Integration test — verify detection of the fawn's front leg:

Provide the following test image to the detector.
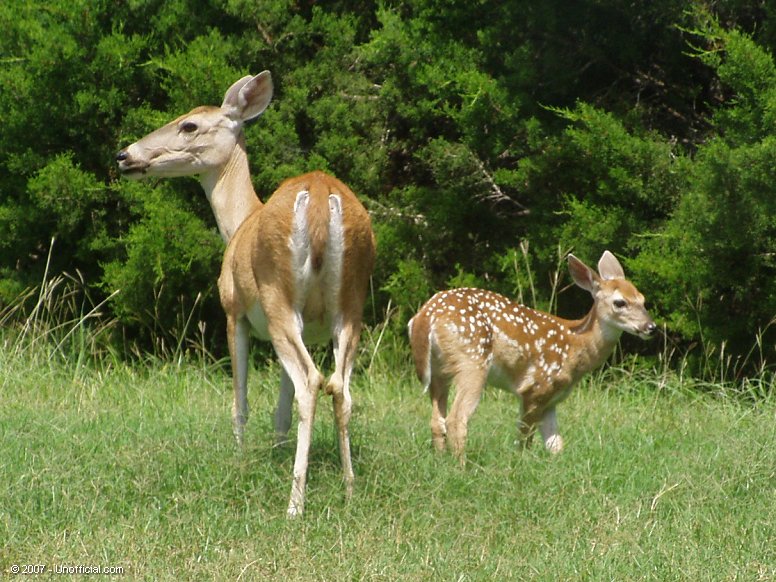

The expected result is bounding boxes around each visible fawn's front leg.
[519,394,564,453]
[539,407,564,453]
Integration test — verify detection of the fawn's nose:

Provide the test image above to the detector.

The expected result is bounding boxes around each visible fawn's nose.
[644,322,658,336]
[116,149,129,162]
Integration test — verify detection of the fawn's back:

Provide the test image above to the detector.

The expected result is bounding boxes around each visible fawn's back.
[410,288,575,395]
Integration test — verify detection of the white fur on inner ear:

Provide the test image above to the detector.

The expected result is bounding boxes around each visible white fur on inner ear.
[597,250,625,280]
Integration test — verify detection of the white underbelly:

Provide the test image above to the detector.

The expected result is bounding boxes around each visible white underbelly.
[244,302,332,345]
[487,363,515,391]
[245,303,271,340]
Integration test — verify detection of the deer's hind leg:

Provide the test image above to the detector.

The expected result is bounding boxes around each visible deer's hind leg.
[446,366,488,464]
[428,371,451,452]
[266,305,324,518]
[326,316,361,500]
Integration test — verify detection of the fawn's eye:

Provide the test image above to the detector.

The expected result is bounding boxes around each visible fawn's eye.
[613,299,627,309]
[180,121,198,133]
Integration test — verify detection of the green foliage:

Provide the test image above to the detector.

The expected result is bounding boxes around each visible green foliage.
[446,264,484,290]
[636,18,776,368]
[102,182,223,346]
[27,154,107,247]
[638,136,776,348]
[1,0,775,374]
[695,21,776,142]
[381,258,432,325]
[524,103,686,263]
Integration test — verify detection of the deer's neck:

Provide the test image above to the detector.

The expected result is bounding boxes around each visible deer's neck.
[200,136,261,243]
[567,305,623,377]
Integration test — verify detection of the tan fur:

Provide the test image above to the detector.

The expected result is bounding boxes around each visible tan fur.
[408,311,432,387]
[117,72,376,517]
[408,251,656,462]
[221,171,375,344]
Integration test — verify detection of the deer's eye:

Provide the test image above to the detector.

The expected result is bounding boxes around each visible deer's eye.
[613,299,627,309]
[180,121,198,133]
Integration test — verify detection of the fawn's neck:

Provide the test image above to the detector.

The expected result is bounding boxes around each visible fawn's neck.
[566,305,622,378]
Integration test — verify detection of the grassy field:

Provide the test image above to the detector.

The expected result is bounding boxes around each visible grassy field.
[1,335,775,581]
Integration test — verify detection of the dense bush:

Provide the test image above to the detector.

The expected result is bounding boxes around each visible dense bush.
[635,22,776,366]
[0,0,774,374]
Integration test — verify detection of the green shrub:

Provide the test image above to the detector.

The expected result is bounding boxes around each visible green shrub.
[1,0,775,377]
[636,18,776,371]
[102,182,223,350]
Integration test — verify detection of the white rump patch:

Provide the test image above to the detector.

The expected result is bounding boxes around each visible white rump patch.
[293,189,310,214]
[290,191,311,262]
[289,190,312,309]
[328,192,343,215]
[324,194,345,321]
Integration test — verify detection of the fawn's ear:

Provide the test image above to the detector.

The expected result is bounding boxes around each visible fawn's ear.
[568,254,600,293]
[597,250,625,280]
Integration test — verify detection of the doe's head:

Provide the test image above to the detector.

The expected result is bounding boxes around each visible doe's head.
[116,71,273,179]
[568,250,657,340]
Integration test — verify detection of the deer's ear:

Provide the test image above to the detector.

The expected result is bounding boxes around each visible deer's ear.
[597,250,625,280]
[568,254,600,293]
[222,75,253,111]
[222,71,273,122]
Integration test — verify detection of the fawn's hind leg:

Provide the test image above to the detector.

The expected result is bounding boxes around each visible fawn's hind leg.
[446,367,488,463]
[429,373,450,452]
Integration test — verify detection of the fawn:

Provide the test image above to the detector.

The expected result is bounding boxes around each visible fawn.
[407,250,656,461]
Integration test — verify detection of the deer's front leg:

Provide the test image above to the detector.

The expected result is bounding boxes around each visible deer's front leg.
[539,407,564,453]
[518,395,543,451]
[228,315,251,447]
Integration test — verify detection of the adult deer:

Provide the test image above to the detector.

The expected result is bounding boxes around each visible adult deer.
[408,251,656,462]
[116,71,376,517]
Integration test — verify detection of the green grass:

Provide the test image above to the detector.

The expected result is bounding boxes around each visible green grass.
[1,341,775,581]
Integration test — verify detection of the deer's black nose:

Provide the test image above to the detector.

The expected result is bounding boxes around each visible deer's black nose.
[116,150,128,162]
[645,322,657,336]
